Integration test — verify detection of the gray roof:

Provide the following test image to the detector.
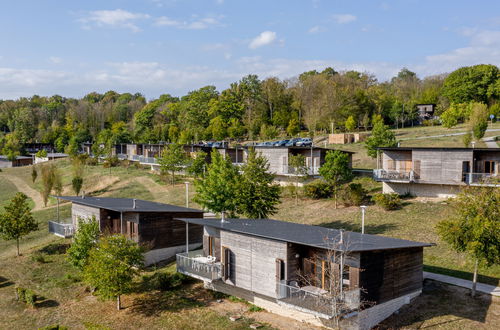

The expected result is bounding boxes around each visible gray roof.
[0,155,33,161]
[176,217,433,252]
[57,196,203,213]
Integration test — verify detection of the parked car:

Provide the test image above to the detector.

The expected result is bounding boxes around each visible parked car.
[296,138,312,147]
[285,138,302,147]
[263,141,274,146]
[212,142,223,148]
[274,139,290,147]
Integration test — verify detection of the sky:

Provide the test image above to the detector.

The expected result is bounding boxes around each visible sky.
[1,0,500,99]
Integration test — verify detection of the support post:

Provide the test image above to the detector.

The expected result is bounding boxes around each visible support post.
[184,182,189,208]
[120,212,123,235]
[360,206,367,234]
[185,222,189,253]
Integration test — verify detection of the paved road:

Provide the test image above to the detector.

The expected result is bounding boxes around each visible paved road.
[482,135,499,148]
[423,272,500,297]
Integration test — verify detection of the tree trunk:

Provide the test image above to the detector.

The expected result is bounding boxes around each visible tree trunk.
[471,258,478,297]
[16,238,20,256]
[117,295,121,310]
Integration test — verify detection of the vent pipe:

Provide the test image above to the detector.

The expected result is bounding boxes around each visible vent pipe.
[133,199,137,209]
[221,211,226,223]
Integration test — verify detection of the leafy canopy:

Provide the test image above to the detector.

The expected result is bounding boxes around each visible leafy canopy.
[67,216,100,270]
[364,120,397,158]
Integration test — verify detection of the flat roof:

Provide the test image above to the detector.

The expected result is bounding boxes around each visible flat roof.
[378,147,500,152]
[176,218,432,252]
[57,196,203,213]
[245,146,355,153]
[0,155,33,160]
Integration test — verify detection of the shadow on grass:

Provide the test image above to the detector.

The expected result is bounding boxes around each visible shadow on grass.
[38,242,70,255]
[35,297,60,308]
[318,220,397,235]
[0,275,14,288]
[130,289,204,316]
[424,265,499,287]
[378,279,493,329]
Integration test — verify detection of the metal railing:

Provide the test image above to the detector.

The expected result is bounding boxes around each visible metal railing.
[463,173,500,186]
[282,166,321,176]
[276,282,360,319]
[176,250,222,282]
[373,169,416,182]
[48,220,74,238]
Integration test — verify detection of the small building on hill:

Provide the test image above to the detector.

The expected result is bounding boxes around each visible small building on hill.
[416,104,436,124]
[175,217,432,329]
[374,147,500,197]
[49,196,204,265]
[0,155,33,168]
[34,153,68,164]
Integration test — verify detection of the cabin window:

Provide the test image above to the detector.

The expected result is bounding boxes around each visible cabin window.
[222,246,231,281]
[484,161,496,174]
[208,236,214,256]
[276,258,285,282]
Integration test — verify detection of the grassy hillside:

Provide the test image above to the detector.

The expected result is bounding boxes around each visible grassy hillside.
[0,150,498,329]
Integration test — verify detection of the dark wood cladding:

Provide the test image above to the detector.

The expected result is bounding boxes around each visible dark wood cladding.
[359,247,423,304]
[138,211,203,250]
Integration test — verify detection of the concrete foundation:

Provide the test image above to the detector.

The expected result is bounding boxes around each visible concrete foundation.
[205,280,421,330]
[382,182,462,198]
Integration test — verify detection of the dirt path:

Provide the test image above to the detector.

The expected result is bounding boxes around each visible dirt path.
[1,174,44,210]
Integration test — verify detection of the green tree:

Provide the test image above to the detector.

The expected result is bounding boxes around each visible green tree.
[436,187,500,296]
[40,164,55,206]
[158,143,187,185]
[72,157,85,195]
[186,151,207,178]
[442,64,500,104]
[288,154,308,205]
[31,166,38,183]
[0,192,38,256]
[462,131,472,147]
[468,103,489,140]
[365,120,398,158]
[227,119,246,140]
[286,118,300,136]
[83,235,144,310]
[67,217,100,270]
[194,150,240,220]
[319,150,353,208]
[344,115,356,132]
[1,133,21,161]
[236,149,281,218]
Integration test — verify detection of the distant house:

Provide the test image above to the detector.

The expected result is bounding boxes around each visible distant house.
[49,196,204,265]
[328,133,369,145]
[374,147,500,197]
[34,153,68,164]
[0,155,33,168]
[244,146,353,183]
[23,142,55,154]
[175,217,431,329]
[416,104,436,124]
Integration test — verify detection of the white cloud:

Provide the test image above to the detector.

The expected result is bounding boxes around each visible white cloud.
[154,16,222,29]
[49,56,62,64]
[332,14,357,24]
[79,9,150,32]
[249,31,277,49]
[308,25,325,34]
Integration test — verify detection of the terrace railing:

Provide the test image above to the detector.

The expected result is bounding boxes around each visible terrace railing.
[176,250,222,282]
[282,166,321,176]
[48,220,74,238]
[276,282,360,319]
[373,169,416,182]
[463,173,500,186]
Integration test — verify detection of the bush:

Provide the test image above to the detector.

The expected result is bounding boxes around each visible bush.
[25,289,37,307]
[147,272,189,291]
[86,157,98,166]
[31,252,47,263]
[339,183,367,207]
[16,287,27,302]
[422,119,440,126]
[304,180,332,199]
[38,325,69,330]
[372,193,402,210]
[103,156,120,168]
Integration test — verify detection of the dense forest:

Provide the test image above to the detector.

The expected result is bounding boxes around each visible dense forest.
[1,64,499,156]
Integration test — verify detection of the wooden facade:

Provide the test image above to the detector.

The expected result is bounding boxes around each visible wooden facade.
[70,202,203,251]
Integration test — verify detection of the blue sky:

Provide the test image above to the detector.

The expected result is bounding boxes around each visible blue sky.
[1,0,500,99]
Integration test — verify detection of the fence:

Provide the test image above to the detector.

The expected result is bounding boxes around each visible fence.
[48,220,74,238]
[176,250,222,282]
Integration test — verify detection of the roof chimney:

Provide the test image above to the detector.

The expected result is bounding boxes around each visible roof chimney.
[133,199,137,209]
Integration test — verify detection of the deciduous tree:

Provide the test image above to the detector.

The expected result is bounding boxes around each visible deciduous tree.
[319,150,353,208]
[365,120,397,158]
[67,216,100,269]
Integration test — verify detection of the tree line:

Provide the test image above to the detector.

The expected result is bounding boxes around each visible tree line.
[1,64,500,159]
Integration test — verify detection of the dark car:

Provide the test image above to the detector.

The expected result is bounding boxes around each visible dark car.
[274,139,290,147]
[285,138,302,147]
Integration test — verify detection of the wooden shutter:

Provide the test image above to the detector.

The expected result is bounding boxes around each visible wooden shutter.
[413,160,421,177]
[208,236,214,256]
[349,267,360,289]
[222,246,231,281]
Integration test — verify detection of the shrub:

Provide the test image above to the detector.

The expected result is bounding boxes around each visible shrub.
[31,252,47,263]
[145,272,189,291]
[86,157,98,166]
[339,183,367,207]
[304,180,332,199]
[38,325,69,330]
[25,289,37,307]
[372,193,402,210]
[103,156,120,168]
[16,287,27,302]
[248,304,264,312]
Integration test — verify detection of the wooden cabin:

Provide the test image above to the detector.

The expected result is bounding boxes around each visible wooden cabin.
[375,147,500,197]
[244,146,353,184]
[51,196,204,265]
[0,155,33,168]
[175,217,431,329]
